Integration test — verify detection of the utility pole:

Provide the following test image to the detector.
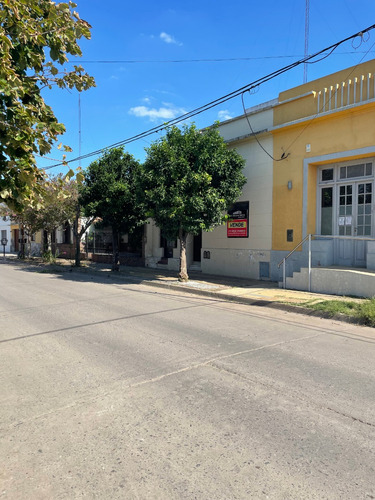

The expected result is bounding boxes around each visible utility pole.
[304,0,310,84]
[74,92,82,266]
[78,92,82,161]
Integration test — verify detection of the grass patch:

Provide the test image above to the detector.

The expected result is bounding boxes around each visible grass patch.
[304,298,375,327]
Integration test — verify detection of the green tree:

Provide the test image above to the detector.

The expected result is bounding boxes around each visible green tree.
[2,174,79,259]
[79,148,145,271]
[31,175,74,258]
[71,191,95,268]
[141,124,246,281]
[59,170,95,267]
[0,0,95,209]
[3,171,94,262]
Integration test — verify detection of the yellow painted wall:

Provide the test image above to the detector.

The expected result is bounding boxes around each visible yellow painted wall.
[272,59,375,251]
[275,60,375,126]
[35,230,42,244]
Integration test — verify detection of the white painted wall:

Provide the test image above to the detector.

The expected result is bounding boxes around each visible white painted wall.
[218,101,276,143]
[201,108,274,279]
[55,227,63,244]
[144,101,275,279]
[0,216,12,253]
[144,219,163,267]
[144,220,194,272]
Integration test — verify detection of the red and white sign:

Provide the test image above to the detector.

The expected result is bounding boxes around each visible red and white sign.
[227,219,248,238]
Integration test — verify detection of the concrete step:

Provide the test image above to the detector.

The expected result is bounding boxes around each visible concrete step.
[156,263,168,269]
[285,266,375,298]
[189,262,202,272]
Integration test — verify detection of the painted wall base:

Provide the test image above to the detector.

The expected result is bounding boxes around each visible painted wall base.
[286,267,375,298]
[201,248,271,280]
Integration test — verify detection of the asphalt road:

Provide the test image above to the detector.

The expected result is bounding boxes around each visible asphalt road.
[1,262,375,500]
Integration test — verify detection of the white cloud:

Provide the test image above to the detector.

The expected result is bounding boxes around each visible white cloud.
[160,32,182,46]
[129,104,186,122]
[218,110,233,121]
[142,97,152,104]
[144,89,177,98]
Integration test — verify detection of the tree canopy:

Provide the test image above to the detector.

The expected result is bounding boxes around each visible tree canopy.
[79,147,145,271]
[0,0,95,208]
[141,123,246,280]
[2,173,78,257]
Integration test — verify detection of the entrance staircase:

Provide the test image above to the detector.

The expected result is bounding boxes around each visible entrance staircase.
[279,234,375,298]
[285,266,375,298]
[189,261,202,272]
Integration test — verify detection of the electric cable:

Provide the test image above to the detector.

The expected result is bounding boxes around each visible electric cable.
[304,46,338,64]
[284,37,375,156]
[35,153,64,161]
[240,92,288,162]
[43,23,375,170]
[72,51,375,65]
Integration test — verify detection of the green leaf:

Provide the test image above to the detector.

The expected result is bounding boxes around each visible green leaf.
[0,0,95,203]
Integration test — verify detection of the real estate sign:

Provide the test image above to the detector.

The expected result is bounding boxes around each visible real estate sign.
[227,201,249,238]
[227,219,248,237]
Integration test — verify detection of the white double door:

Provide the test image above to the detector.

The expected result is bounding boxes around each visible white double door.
[336,180,373,267]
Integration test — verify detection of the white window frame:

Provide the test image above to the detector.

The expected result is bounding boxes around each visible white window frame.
[317,158,374,237]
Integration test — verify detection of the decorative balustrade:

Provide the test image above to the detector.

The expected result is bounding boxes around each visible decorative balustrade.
[316,73,375,113]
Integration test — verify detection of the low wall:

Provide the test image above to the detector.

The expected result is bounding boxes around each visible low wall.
[91,253,145,267]
[56,243,86,260]
[286,267,375,298]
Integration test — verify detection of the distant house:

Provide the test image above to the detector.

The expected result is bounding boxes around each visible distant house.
[0,213,11,254]
[7,221,86,259]
[144,59,375,297]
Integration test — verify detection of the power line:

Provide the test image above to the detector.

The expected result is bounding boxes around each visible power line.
[284,37,375,156]
[44,24,375,170]
[240,35,375,161]
[240,37,375,162]
[240,92,289,162]
[71,51,374,65]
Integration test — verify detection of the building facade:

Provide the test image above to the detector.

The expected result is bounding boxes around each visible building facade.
[144,98,276,278]
[270,59,375,282]
[0,214,11,254]
[144,60,375,294]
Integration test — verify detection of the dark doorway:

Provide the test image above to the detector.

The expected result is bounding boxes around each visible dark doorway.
[13,229,19,252]
[160,235,176,260]
[193,232,202,262]
[63,222,71,244]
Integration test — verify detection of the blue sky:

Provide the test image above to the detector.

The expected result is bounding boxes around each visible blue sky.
[39,0,375,174]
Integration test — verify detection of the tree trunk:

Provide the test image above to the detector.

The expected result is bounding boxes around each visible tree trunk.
[178,228,189,281]
[19,224,25,259]
[26,233,31,258]
[74,231,81,266]
[46,232,52,253]
[112,227,120,271]
[74,216,95,266]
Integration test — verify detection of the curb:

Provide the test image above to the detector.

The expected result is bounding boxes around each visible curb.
[2,258,366,327]
[134,277,364,327]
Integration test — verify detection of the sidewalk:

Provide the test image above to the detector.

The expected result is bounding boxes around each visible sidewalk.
[1,255,365,321]
[103,264,347,306]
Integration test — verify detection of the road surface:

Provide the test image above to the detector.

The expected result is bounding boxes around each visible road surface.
[1,262,375,499]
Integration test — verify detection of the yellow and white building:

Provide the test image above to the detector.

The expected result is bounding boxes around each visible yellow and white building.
[144,59,375,297]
